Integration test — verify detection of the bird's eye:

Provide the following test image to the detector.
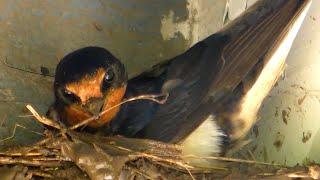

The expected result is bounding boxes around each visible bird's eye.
[104,69,114,83]
[64,89,72,95]
[62,89,80,103]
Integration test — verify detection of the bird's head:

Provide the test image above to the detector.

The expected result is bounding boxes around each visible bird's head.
[54,47,127,128]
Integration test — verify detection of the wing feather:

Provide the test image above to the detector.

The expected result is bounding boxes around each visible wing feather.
[137,0,310,142]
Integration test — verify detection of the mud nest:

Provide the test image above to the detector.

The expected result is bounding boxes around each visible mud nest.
[0,105,319,180]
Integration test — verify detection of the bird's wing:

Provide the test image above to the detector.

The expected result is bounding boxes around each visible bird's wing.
[136,0,310,143]
[135,35,226,142]
[109,71,165,136]
[111,35,225,137]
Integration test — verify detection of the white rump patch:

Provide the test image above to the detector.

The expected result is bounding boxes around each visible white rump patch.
[181,115,225,165]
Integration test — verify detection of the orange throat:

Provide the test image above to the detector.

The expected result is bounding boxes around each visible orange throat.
[63,86,126,128]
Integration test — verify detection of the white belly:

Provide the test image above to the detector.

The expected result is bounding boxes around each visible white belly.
[181,115,225,165]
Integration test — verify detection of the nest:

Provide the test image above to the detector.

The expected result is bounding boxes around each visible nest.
[0,105,319,179]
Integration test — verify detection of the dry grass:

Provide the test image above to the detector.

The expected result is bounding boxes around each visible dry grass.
[0,96,318,179]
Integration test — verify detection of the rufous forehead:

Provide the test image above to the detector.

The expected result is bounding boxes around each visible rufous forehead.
[66,68,106,103]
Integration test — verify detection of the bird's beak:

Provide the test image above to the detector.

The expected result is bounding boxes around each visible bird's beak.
[83,98,105,116]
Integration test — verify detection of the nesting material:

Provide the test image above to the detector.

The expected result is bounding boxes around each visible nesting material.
[0,105,317,179]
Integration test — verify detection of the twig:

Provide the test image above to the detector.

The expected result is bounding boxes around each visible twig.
[111,144,196,180]
[17,115,34,118]
[70,93,169,130]
[137,151,195,180]
[287,173,310,178]
[185,167,196,180]
[183,155,282,166]
[0,124,43,142]
[0,114,7,127]
[0,157,62,167]
[35,136,54,146]
[115,145,192,168]
[27,170,53,178]
[32,157,69,161]
[0,124,19,142]
[257,172,276,176]
[247,150,256,161]
[0,152,43,157]
[124,165,153,179]
[140,152,195,180]
[26,105,62,130]
[2,57,54,77]
[17,124,44,136]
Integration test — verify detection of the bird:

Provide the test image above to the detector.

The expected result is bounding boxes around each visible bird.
[47,47,128,128]
[47,0,310,159]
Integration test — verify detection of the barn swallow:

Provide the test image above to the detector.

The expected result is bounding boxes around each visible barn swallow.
[48,47,127,128]
[47,0,311,157]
